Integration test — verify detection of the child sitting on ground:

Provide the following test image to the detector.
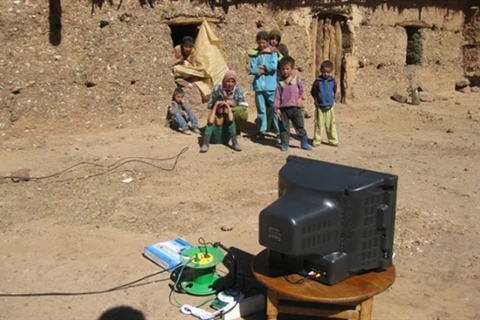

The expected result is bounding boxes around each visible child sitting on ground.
[310,60,339,147]
[200,101,241,153]
[274,56,312,152]
[167,87,201,135]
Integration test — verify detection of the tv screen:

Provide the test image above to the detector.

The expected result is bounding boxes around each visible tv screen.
[258,156,398,285]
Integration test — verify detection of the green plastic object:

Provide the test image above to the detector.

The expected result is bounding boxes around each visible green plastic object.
[179,246,225,296]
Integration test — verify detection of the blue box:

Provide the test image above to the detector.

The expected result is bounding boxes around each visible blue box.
[143,238,194,271]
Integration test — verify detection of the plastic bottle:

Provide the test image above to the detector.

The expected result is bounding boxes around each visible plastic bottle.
[411,87,421,105]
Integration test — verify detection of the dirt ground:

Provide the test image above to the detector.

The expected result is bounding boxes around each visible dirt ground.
[1,89,479,319]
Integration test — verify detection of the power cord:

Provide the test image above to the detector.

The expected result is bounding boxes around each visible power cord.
[0,147,188,182]
[0,263,181,297]
[283,274,309,284]
[168,255,215,308]
[212,241,237,290]
[168,237,242,320]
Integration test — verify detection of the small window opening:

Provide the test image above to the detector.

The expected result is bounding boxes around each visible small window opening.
[168,24,199,47]
[405,26,423,65]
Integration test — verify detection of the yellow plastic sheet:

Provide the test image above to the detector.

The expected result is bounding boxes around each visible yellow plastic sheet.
[173,21,229,100]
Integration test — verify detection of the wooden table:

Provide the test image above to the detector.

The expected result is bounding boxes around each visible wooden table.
[252,249,395,320]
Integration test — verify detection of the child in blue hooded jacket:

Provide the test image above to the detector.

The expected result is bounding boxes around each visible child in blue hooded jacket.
[310,60,339,147]
[249,31,279,139]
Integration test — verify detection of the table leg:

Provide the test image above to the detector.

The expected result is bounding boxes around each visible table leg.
[359,297,373,320]
[266,289,279,320]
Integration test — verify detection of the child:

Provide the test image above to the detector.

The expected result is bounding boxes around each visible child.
[172,36,201,68]
[268,29,289,64]
[167,87,201,135]
[310,60,339,147]
[249,31,279,139]
[274,57,312,152]
[200,102,241,153]
[172,36,202,88]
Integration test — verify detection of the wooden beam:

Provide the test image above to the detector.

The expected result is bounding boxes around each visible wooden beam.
[163,17,222,25]
[396,21,431,28]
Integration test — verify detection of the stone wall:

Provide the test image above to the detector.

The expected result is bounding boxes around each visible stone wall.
[346,3,465,100]
[463,5,480,86]
[1,0,477,131]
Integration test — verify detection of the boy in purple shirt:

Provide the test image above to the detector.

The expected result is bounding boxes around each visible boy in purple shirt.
[274,57,312,152]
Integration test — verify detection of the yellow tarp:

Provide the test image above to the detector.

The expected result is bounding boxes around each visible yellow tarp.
[173,21,229,100]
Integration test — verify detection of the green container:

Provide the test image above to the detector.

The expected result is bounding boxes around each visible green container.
[179,246,225,296]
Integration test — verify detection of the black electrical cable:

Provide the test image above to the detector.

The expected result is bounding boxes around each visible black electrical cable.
[283,274,309,284]
[0,263,181,297]
[213,241,237,290]
[0,147,188,182]
[198,237,213,258]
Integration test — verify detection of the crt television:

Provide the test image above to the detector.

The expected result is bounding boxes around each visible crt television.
[259,156,398,285]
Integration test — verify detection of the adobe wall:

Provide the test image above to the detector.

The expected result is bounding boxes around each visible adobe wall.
[181,0,469,101]
[463,5,480,85]
[0,0,477,132]
[309,1,466,100]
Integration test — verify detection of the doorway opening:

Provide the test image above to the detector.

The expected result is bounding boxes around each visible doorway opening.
[314,14,352,103]
[168,24,199,47]
[405,26,423,65]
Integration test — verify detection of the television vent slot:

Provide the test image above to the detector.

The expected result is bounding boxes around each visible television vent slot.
[301,236,317,249]
[361,228,381,267]
[303,221,332,235]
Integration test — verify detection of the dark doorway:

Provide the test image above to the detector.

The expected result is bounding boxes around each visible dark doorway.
[315,14,352,103]
[168,24,199,47]
[48,0,62,46]
[405,26,423,65]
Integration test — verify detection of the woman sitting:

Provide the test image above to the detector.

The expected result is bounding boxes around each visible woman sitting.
[200,102,241,153]
[207,70,248,135]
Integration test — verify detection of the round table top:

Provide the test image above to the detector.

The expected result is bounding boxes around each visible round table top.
[252,249,395,304]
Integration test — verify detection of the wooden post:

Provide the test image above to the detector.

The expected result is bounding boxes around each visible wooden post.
[335,20,343,103]
[266,289,279,320]
[322,17,331,64]
[316,17,324,75]
[311,17,319,80]
[329,20,336,63]
[359,297,374,320]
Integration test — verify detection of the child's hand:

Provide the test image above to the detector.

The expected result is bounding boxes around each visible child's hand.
[276,108,282,120]
[182,111,189,120]
[257,65,265,76]
[296,98,302,107]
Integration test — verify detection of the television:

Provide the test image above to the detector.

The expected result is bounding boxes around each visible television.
[258,156,398,285]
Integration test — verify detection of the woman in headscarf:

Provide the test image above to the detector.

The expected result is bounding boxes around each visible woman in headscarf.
[207,70,249,135]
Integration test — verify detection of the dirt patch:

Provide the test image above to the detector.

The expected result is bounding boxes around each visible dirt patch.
[2,92,480,319]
